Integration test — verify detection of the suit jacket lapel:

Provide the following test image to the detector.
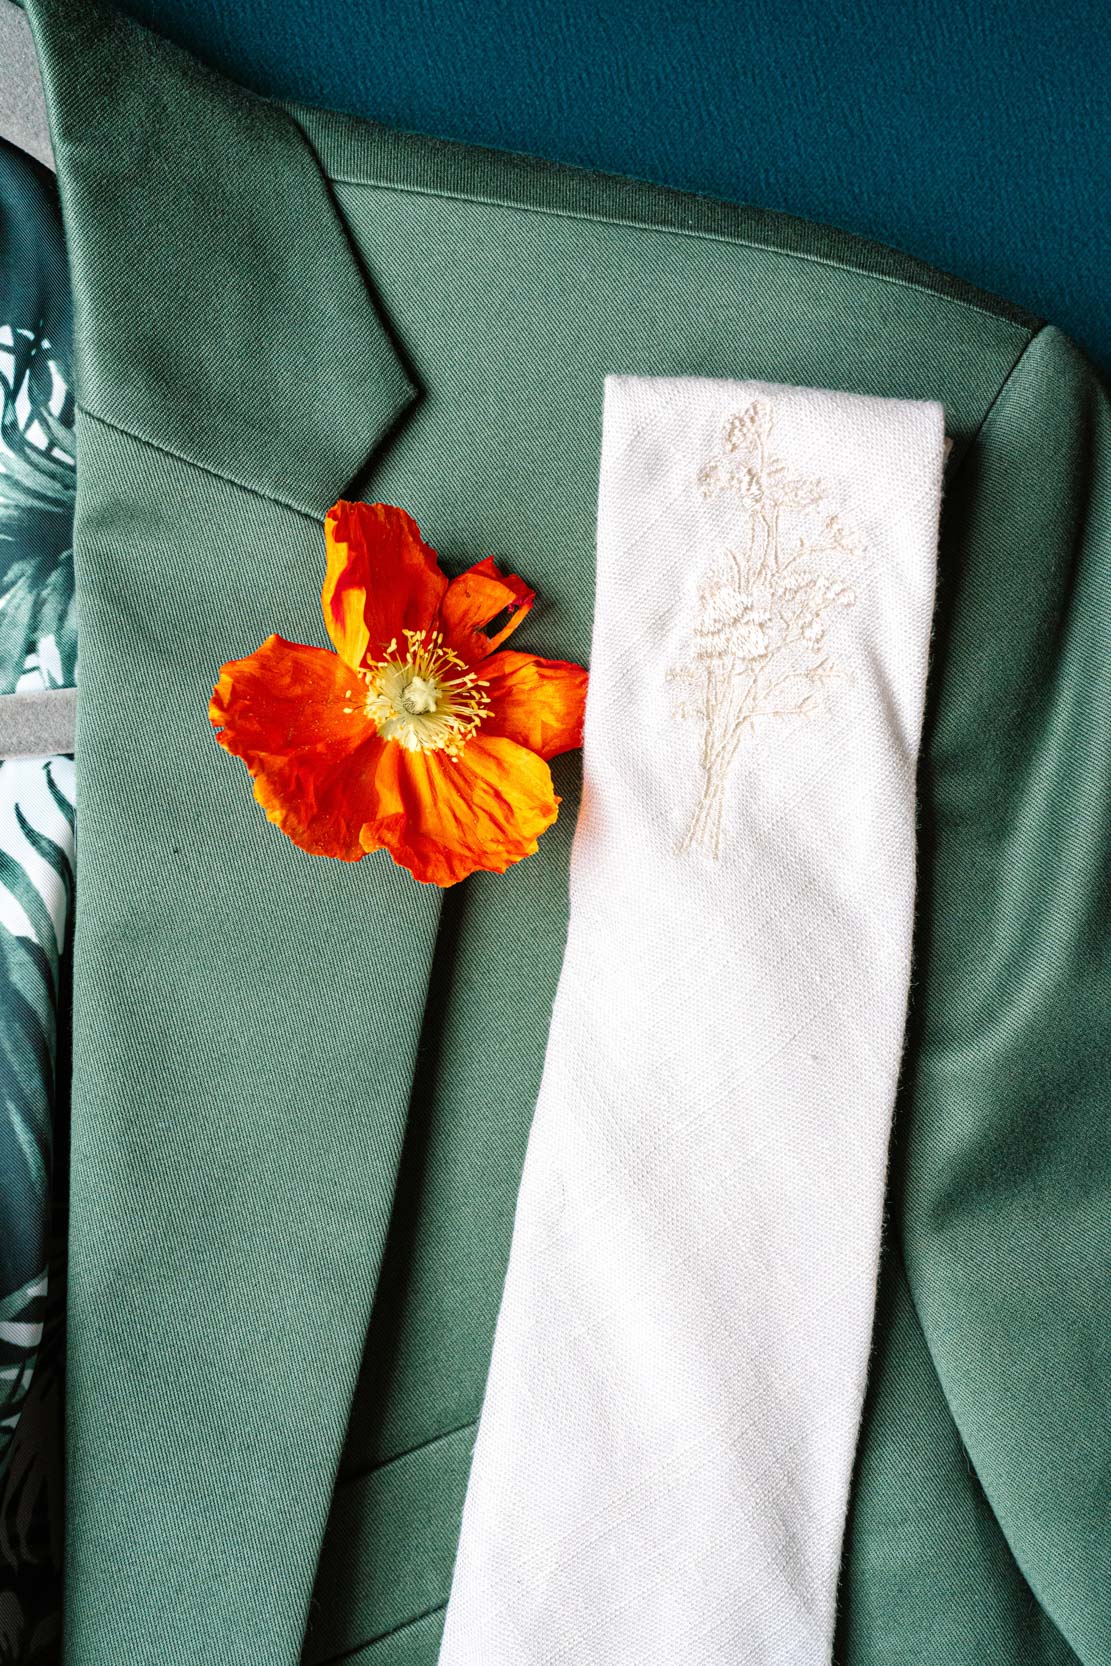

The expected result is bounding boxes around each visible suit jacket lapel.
[26,0,415,518]
[24,2,434,1661]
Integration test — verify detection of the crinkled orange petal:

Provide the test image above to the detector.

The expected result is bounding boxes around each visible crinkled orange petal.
[210,634,387,861]
[323,500,447,670]
[478,650,588,760]
[439,556,536,662]
[359,734,560,886]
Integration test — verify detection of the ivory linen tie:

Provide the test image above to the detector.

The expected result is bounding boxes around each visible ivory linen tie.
[439,376,945,1665]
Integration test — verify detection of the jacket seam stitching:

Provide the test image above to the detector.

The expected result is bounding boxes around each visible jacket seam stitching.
[75,404,321,524]
[315,1599,449,1665]
[946,322,1048,485]
[316,170,1037,333]
[336,1415,479,1488]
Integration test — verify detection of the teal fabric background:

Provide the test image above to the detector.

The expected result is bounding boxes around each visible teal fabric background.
[108,0,1109,373]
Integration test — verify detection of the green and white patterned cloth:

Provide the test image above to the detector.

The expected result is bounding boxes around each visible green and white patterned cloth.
[0,135,75,1666]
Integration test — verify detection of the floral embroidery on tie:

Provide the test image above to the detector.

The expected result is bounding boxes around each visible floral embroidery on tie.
[209,502,588,887]
[670,400,864,857]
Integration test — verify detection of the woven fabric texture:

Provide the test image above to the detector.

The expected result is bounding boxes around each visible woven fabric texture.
[440,376,943,1664]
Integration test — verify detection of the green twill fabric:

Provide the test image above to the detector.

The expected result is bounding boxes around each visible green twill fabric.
[840,325,1111,1666]
[19,0,1111,1662]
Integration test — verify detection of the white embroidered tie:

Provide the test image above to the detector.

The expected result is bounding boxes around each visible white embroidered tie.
[438,377,945,1666]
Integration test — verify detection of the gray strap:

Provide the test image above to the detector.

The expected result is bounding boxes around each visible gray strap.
[0,687,76,757]
[0,0,53,171]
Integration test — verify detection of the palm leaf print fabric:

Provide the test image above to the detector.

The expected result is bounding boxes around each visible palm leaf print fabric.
[0,137,76,1666]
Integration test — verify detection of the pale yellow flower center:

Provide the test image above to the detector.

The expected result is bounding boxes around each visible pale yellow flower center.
[362,630,490,757]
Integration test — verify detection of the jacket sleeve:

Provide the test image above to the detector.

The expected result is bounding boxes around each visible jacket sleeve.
[840,324,1111,1665]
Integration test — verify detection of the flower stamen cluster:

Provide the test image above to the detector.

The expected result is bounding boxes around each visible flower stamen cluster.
[362,629,491,756]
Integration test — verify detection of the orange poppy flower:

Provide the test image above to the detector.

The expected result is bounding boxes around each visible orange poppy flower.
[209,501,588,887]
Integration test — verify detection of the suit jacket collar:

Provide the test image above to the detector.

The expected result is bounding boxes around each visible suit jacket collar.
[24,0,415,520]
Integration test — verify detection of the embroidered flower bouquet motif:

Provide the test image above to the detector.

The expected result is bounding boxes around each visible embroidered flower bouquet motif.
[671,400,864,856]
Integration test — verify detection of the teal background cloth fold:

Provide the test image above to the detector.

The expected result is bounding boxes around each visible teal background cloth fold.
[109,0,1110,375]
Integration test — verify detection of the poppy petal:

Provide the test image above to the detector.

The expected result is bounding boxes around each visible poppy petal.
[323,500,447,670]
[478,650,588,760]
[210,634,386,861]
[360,734,559,886]
[440,556,536,661]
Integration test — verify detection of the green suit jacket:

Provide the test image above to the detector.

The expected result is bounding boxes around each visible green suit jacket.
[20,0,1111,1661]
